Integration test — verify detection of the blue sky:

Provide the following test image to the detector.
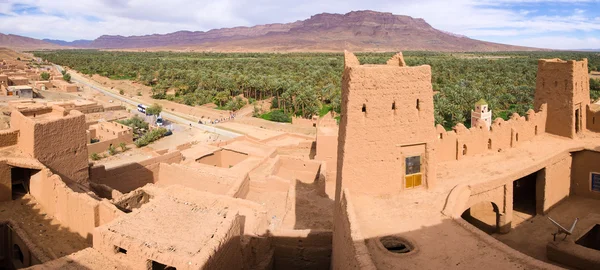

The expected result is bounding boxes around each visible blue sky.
[0,0,599,49]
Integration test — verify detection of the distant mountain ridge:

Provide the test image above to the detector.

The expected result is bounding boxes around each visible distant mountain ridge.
[0,33,64,50]
[4,10,540,52]
[43,39,93,47]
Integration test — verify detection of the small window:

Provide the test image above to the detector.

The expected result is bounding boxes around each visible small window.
[405,156,422,189]
[462,145,467,156]
[594,117,596,125]
[416,99,420,110]
[439,133,443,139]
[405,156,421,175]
[392,101,396,110]
[361,104,366,113]
[535,125,538,135]
[488,139,492,150]
[115,246,127,254]
[516,133,519,142]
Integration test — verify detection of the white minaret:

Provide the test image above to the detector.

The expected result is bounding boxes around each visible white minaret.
[471,99,492,130]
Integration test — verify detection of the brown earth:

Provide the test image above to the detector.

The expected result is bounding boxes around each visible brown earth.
[0,34,65,51]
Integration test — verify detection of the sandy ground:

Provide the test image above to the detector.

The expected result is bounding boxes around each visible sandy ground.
[0,194,90,260]
[494,196,600,266]
[148,123,225,151]
[234,116,317,136]
[217,121,284,140]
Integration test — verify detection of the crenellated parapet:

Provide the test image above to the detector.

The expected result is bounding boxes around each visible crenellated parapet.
[436,104,547,162]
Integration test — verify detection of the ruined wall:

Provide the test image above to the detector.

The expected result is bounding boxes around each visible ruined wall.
[315,125,338,179]
[0,129,18,148]
[29,171,123,241]
[571,150,600,200]
[331,190,376,270]
[10,111,36,155]
[196,214,244,270]
[436,106,547,162]
[90,151,181,193]
[0,161,10,202]
[271,229,332,270]
[538,154,572,213]
[586,105,600,132]
[32,111,89,183]
[534,59,589,138]
[274,157,321,183]
[157,163,232,195]
[336,52,436,199]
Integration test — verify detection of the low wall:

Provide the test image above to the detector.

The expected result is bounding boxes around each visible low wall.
[90,151,182,193]
[331,189,377,270]
[29,170,123,241]
[0,129,18,148]
[87,136,132,154]
[571,150,600,200]
[436,105,547,162]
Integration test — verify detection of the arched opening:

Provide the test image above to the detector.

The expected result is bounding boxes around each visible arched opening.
[487,139,492,150]
[535,125,538,135]
[13,244,24,264]
[462,144,467,156]
[461,202,500,234]
[439,133,443,139]
[361,104,366,113]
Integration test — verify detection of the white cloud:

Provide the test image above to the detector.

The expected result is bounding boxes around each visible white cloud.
[0,0,598,49]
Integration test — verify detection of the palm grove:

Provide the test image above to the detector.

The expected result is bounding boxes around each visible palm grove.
[34,50,600,130]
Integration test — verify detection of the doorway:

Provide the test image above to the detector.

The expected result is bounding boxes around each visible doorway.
[513,171,540,225]
[10,167,37,200]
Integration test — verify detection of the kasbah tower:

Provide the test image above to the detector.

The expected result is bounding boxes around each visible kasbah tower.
[335,51,436,202]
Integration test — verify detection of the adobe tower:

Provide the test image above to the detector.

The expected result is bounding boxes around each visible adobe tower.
[335,51,436,201]
[534,58,589,138]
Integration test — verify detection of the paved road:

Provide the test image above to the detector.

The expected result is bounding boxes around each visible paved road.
[54,65,241,138]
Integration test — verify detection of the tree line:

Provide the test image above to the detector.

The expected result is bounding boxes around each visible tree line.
[34,50,600,130]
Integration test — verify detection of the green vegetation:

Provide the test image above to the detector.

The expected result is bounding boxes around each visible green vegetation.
[591,78,600,101]
[319,104,332,117]
[34,50,600,129]
[261,109,291,123]
[119,142,128,152]
[146,103,163,116]
[119,89,124,95]
[117,115,149,130]
[90,153,101,161]
[134,127,168,148]
[108,144,117,156]
[40,72,50,81]
[117,116,149,140]
[62,72,71,82]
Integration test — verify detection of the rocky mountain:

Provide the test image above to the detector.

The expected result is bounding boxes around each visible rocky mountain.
[77,10,536,52]
[43,39,93,47]
[4,11,540,52]
[0,33,65,50]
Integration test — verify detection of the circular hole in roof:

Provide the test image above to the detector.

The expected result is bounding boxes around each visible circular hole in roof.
[380,236,413,254]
